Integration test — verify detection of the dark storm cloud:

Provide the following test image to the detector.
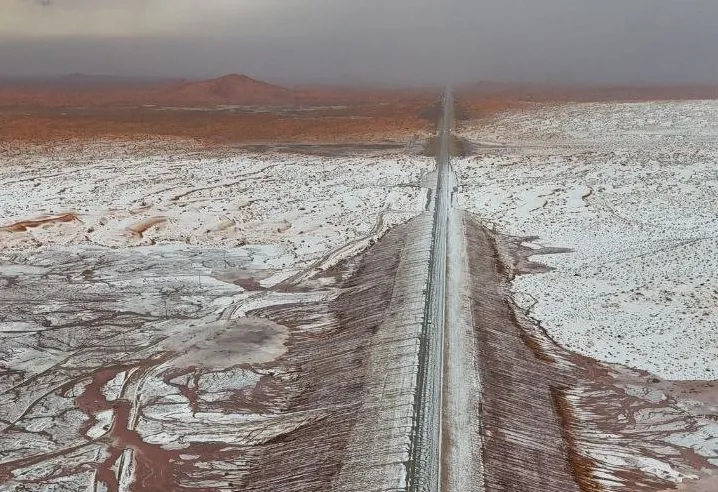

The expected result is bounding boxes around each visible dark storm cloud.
[2,0,718,85]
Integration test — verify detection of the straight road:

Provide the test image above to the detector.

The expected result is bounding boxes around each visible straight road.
[407,89,457,492]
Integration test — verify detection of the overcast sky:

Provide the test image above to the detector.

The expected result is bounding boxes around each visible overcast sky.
[1,0,717,85]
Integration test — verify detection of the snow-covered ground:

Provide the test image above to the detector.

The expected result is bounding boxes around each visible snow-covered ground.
[457,100,718,381]
[1,143,433,277]
[0,142,434,489]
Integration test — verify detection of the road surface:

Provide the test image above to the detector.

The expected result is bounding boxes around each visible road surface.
[407,89,468,492]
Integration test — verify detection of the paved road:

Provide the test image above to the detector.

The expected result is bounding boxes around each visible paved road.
[407,89,455,492]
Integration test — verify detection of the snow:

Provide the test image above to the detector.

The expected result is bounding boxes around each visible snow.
[457,100,718,380]
[0,147,432,275]
[442,205,483,490]
[0,142,434,490]
[86,410,114,439]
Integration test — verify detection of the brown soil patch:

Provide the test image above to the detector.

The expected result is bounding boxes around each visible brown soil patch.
[10,80,713,147]
[2,213,78,232]
[0,102,432,146]
[552,388,604,492]
[127,217,168,238]
[0,75,439,145]
[3,80,717,147]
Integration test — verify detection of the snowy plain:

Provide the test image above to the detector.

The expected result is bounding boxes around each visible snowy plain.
[457,100,718,380]
[0,142,434,489]
[1,143,433,274]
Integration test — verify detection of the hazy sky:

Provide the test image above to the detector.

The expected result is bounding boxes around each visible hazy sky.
[1,0,718,85]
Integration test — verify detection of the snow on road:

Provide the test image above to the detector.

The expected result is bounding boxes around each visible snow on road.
[457,100,718,380]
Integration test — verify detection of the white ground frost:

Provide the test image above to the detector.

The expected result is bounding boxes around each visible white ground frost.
[1,145,433,275]
[457,100,718,380]
[0,142,434,490]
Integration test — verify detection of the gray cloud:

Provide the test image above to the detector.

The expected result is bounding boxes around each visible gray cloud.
[1,0,718,85]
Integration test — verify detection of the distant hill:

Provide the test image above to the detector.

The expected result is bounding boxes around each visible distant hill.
[159,74,291,105]
[0,73,294,107]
